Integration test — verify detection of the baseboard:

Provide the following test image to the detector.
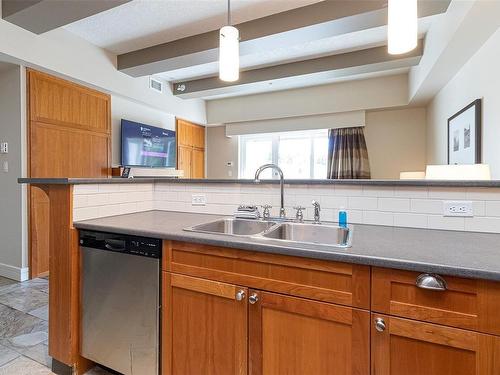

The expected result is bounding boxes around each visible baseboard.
[0,262,29,282]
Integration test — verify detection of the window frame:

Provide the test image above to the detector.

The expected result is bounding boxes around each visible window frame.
[238,129,328,179]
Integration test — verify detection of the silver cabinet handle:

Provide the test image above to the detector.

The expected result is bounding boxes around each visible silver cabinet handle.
[249,293,259,304]
[235,290,246,301]
[415,273,447,291]
[374,317,386,332]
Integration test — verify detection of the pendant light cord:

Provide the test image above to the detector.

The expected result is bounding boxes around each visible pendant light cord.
[227,0,231,26]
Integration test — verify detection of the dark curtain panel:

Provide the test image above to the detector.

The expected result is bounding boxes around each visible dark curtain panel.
[327,126,371,179]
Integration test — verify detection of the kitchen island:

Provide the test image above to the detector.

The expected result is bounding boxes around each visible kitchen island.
[19,178,500,375]
[76,210,500,375]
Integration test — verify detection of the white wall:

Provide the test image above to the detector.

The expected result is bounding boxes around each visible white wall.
[365,108,427,179]
[426,26,500,178]
[0,19,206,124]
[206,74,409,124]
[206,126,239,179]
[111,95,176,166]
[0,65,28,280]
[206,107,426,180]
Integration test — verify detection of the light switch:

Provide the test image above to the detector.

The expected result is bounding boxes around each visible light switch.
[0,142,7,154]
[2,161,8,172]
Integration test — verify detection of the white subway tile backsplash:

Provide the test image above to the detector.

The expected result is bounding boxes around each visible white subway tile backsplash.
[334,185,363,196]
[394,186,428,198]
[363,211,394,226]
[348,197,378,210]
[98,184,121,193]
[321,196,348,209]
[393,213,428,229]
[363,186,394,197]
[466,188,500,201]
[108,192,131,205]
[343,209,363,224]
[410,199,442,214]
[73,184,99,195]
[428,187,467,200]
[485,201,500,217]
[73,207,100,221]
[378,198,410,212]
[73,195,88,208]
[86,193,109,206]
[428,215,465,231]
[465,217,500,233]
[71,182,500,234]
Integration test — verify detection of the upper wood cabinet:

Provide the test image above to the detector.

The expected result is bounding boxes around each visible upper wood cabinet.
[162,272,248,375]
[176,119,205,149]
[176,146,192,179]
[249,290,370,375]
[372,267,500,335]
[28,69,111,278]
[29,70,110,134]
[176,119,205,178]
[371,314,500,375]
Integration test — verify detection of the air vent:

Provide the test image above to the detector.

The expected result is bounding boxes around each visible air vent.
[149,77,163,93]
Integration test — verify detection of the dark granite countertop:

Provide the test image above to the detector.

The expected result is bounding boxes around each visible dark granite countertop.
[17,177,500,187]
[74,210,500,282]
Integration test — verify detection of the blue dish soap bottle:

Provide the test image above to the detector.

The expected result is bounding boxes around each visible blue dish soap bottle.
[339,208,348,228]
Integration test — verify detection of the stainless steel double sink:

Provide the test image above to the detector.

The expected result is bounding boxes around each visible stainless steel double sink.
[184,218,352,248]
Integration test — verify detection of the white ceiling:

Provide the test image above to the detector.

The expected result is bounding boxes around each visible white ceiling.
[63,0,446,100]
[64,0,321,55]
[154,19,434,82]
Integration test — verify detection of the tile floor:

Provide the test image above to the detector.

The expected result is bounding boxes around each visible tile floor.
[0,276,112,375]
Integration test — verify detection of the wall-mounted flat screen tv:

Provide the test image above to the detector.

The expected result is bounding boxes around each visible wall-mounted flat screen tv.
[121,119,176,168]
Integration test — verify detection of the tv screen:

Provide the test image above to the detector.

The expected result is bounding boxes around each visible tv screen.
[121,119,176,168]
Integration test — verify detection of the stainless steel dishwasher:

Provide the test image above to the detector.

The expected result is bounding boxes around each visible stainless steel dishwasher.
[80,230,161,375]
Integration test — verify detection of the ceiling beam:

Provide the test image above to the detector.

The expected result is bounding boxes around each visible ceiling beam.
[172,42,423,99]
[2,0,131,34]
[117,0,449,78]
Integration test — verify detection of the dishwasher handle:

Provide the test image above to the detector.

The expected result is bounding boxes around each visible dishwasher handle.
[104,239,126,252]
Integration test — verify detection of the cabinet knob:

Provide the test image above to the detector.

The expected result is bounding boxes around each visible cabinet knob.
[374,317,386,332]
[415,273,447,291]
[249,293,259,304]
[235,290,246,301]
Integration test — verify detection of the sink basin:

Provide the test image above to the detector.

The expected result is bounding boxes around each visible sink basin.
[262,222,352,247]
[185,218,278,236]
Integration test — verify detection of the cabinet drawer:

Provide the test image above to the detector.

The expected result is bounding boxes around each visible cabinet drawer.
[163,241,370,308]
[372,267,500,335]
[371,314,500,375]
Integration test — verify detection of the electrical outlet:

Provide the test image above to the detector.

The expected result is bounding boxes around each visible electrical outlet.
[0,142,7,154]
[191,194,207,206]
[443,201,473,217]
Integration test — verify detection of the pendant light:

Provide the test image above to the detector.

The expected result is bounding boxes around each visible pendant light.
[219,0,239,82]
[388,0,418,55]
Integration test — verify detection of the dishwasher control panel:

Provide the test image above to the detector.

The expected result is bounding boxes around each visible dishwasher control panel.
[79,230,161,259]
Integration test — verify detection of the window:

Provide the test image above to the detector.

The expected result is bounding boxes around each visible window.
[239,129,328,179]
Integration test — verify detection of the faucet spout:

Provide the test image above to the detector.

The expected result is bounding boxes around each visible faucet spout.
[254,164,286,218]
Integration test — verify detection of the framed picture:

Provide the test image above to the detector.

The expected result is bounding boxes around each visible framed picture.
[448,99,482,165]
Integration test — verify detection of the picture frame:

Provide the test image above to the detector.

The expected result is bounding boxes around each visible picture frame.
[447,99,482,165]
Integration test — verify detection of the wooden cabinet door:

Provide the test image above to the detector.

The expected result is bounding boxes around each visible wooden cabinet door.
[162,273,248,375]
[176,119,193,147]
[249,290,370,375]
[192,125,206,149]
[177,146,192,178]
[371,314,500,375]
[192,148,205,178]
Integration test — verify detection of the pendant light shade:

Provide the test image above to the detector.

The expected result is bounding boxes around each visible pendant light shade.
[388,0,418,55]
[219,25,239,82]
